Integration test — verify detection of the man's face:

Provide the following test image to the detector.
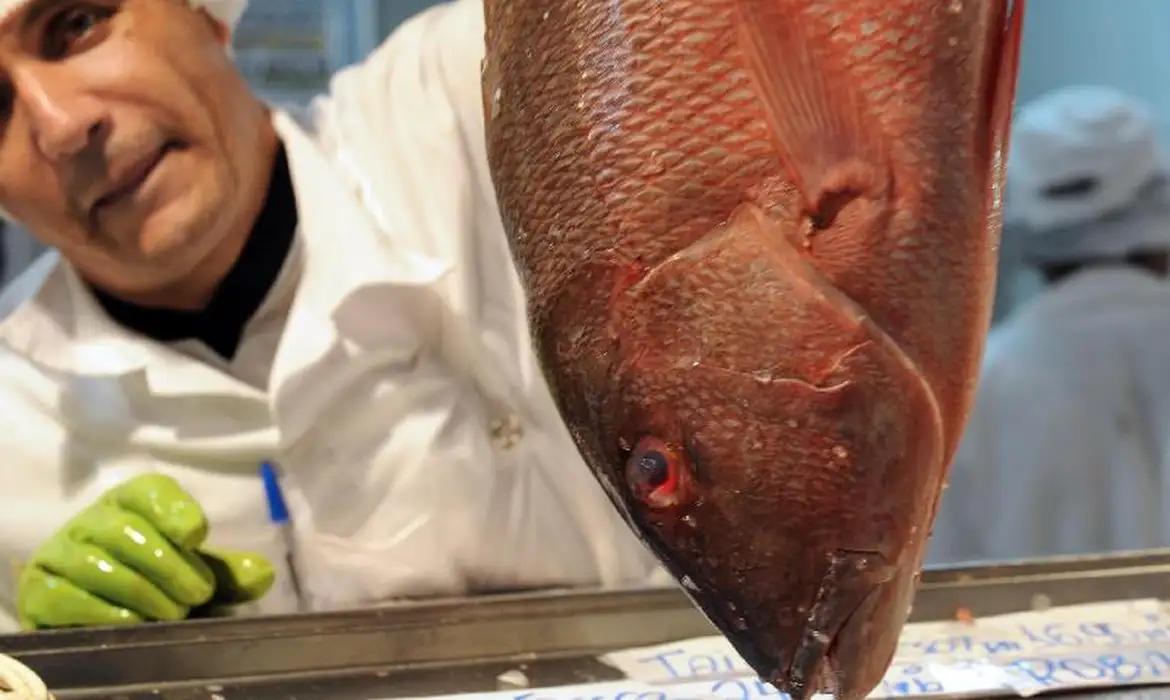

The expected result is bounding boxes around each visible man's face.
[0,0,269,301]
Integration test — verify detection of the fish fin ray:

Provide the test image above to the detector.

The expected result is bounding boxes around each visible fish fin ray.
[984,0,1026,196]
[735,0,880,206]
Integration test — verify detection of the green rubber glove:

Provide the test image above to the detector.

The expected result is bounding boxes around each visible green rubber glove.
[17,473,276,629]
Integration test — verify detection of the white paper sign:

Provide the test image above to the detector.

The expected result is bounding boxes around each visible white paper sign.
[401,599,1170,700]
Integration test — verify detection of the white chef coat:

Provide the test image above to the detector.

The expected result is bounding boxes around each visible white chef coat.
[0,0,665,631]
[927,267,1170,566]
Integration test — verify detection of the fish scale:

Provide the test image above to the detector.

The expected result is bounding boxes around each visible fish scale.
[482,1,1024,699]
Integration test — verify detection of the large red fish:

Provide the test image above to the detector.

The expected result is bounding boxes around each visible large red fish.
[481,1,1024,698]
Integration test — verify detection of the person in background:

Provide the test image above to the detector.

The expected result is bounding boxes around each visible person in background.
[0,0,666,632]
[0,220,7,285]
[928,86,1170,565]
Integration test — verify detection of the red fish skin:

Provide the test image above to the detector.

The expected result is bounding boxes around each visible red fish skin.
[481,1,1024,699]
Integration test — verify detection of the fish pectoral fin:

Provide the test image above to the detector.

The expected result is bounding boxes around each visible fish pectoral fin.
[734,0,884,209]
[983,0,1026,197]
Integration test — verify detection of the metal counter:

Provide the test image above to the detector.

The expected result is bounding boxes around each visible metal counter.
[3,550,1170,700]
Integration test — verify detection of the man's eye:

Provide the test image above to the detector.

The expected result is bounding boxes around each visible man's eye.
[62,8,96,32]
[44,5,111,58]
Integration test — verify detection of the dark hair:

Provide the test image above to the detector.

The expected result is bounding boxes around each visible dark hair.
[1041,176,1100,200]
[1040,249,1170,284]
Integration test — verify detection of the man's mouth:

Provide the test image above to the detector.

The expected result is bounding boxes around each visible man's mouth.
[93,141,177,213]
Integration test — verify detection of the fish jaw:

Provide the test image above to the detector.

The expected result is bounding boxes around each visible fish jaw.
[685,549,915,700]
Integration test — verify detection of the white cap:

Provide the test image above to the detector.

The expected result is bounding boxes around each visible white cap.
[191,0,250,29]
[1009,85,1170,264]
[0,0,248,30]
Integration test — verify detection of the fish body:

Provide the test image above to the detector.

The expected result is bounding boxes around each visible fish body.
[481,1,1024,699]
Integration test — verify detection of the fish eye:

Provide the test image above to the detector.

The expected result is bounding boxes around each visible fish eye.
[625,436,688,509]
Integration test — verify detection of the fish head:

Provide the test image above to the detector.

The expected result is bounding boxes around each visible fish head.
[567,206,938,700]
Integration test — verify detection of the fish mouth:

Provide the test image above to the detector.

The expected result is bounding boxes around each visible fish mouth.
[778,596,869,700]
[770,551,897,700]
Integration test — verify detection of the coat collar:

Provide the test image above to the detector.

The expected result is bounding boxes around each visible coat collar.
[1017,267,1170,324]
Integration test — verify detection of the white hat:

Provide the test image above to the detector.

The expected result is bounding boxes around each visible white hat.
[1009,85,1170,264]
[0,0,248,30]
[191,0,249,29]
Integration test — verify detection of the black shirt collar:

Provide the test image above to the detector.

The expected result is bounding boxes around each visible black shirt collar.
[92,142,297,361]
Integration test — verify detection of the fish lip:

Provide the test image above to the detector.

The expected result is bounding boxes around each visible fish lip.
[777,622,850,700]
[783,555,895,700]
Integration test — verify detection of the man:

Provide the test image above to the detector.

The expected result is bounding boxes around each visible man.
[928,86,1170,565]
[0,0,665,631]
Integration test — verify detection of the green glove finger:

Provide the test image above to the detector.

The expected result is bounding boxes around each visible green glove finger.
[18,566,144,630]
[105,474,208,549]
[75,508,216,607]
[199,549,276,604]
[32,538,189,622]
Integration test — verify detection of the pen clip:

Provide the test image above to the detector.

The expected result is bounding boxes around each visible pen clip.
[260,461,291,525]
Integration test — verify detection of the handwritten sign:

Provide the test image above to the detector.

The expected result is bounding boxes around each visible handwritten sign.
[402,599,1170,700]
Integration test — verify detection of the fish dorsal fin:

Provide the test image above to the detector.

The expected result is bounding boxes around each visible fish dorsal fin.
[983,0,1026,203]
[735,0,883,208]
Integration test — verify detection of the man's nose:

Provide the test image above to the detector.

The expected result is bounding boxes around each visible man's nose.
[14,64,107,162]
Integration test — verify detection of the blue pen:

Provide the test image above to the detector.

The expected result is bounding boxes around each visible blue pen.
[260,461,308,612]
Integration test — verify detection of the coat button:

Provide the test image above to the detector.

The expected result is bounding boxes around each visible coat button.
[490,413,525,451]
